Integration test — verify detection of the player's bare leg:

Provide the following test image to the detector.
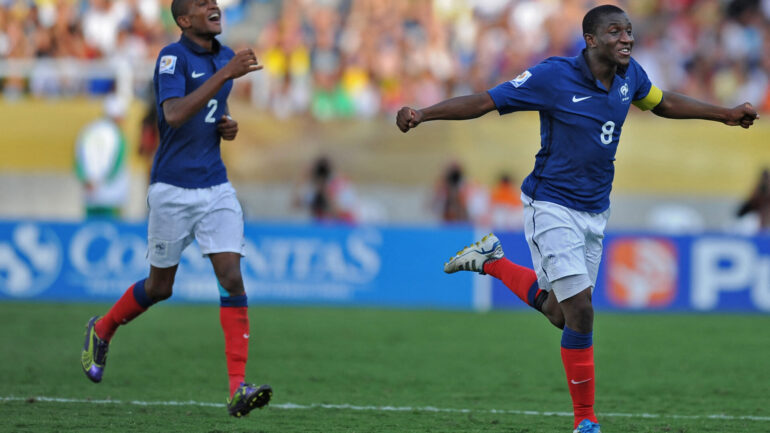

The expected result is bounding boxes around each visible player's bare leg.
[540,290,565,329]
[210,252,272,417]
[144,265,178,302]
[559,289,593,333]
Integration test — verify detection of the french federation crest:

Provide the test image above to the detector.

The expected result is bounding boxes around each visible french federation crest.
[619,82,630,101]
[159,55,177,75]
[510,70,532,88]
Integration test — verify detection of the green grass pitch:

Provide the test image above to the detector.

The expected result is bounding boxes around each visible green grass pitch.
[0,302,768,432]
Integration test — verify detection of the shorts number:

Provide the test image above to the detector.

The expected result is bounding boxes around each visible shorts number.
[600,121,615,145]
[205,99,218,123]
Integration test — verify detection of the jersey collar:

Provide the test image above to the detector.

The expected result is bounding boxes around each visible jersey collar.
[179,34,222,55]
[575,49,629,89]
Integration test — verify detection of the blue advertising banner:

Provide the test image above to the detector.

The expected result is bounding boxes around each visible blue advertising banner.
[491,231,770,313]
[3,220,769,312]
[0,220,475,309]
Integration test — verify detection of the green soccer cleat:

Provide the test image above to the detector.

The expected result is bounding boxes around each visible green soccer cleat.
[81,315,109,383]
[227,383,273,417]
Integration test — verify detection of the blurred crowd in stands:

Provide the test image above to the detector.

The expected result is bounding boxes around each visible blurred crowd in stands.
[2,0,770,117]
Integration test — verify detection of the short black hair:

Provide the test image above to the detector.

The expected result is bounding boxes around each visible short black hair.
[312,157,332,181]
[582,4,626,35]
[171,0,193,28]
[446,165,463,186]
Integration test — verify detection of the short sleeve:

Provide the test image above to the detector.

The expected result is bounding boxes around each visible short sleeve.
[629,58,662,111]
[155,45,187,105]
[487,61,556,114]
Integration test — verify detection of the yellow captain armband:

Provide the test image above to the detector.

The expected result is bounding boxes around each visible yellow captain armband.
[632,84,663,111]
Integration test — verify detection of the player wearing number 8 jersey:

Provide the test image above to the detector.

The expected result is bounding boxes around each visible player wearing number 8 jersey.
[80,0,272,418]
[494,51,660,213]
[396,5,757,433]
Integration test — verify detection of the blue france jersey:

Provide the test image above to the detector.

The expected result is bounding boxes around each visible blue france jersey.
[488,52,655,213]
[151,35,234,188]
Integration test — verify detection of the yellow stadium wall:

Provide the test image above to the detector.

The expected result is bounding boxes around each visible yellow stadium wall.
[1,99,768,197]
[0,98,146,173]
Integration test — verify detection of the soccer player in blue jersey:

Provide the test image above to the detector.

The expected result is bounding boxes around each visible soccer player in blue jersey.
[80,0,272,418]
[396,5,757,433]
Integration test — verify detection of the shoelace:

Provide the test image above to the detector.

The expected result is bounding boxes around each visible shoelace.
[451,236,489,259]
[93,337,109,365]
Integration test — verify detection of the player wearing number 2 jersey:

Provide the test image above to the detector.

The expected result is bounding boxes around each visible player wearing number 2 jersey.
[397,5,757,433]
[81,0,272,418]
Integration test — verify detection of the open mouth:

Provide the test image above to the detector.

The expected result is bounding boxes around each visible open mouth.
[618,47,631,56]
[208,12,220,23]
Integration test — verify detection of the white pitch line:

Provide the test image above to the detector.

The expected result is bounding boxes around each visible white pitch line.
[2,396,770,422]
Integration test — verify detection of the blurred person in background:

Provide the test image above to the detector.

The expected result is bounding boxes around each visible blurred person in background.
[737,167,770,232]
[431,161,490,225]
[397,5,758,432]
[433,162,470,223]
[79,0,272,418]
[294,155,358,223]
[137,83,159,183]
[73,93,129,218]
[257,1,312,118]
[4,0,770,119]
[486,172,523,230]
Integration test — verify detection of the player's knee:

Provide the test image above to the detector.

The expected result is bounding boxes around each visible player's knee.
[559,288,594,332]
[537,291,566,329]
[547,311,565,329]
[145,275,174,301]
[217,273,245,296]
[572,300,594,322]
[146,282,173,301]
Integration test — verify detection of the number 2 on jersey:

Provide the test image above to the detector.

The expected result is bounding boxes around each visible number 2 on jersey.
[600,120,615,145]
[205,99,218,123]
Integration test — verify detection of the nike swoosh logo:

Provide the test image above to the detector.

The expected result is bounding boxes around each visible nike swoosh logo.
[572,95,592,102]
[243,333,250,339]
[571,378,592,385]
[191,71,205,78]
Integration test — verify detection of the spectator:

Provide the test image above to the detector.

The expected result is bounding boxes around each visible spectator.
[81,0,130,57]
[294,155,358,223]
[137,83,159,183]
[2,0,769,118]
[433,162,470,223]
[73,93,130,218]
[737,168,770,232]
[487,173,524,230]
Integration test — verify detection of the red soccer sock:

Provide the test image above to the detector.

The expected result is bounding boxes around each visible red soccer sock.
[561,344,598,428]
[483,257,543,308]
[95,279,151,342]
[220,304,249,398]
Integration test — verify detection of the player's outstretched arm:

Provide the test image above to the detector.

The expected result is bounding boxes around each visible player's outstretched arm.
[396,92,497,133]
[164,49,263,128]
[651,91,758,129]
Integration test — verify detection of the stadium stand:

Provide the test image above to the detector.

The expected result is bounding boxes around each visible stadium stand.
[1,0,769,228]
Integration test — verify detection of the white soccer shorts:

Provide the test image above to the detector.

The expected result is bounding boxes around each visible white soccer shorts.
[522,192,609,302]
[146,182,245,268]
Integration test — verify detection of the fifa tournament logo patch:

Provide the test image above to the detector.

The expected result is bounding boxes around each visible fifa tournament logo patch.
[510,70,532,88]
[159,55,177,75]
